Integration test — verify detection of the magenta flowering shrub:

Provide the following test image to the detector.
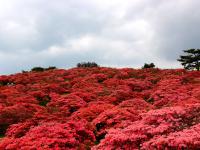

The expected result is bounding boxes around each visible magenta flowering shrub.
[0,67,200,149]
[93,104,200,149]
[142,123,200,149]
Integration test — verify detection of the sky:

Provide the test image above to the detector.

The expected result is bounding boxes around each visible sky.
[0,0,200,74]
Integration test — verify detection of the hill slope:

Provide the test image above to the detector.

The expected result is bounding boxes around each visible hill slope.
[0,67,200,149]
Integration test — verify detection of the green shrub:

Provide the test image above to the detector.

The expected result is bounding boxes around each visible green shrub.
[77,62,99,68]
[142,63,155,69]
[31,67,45,72]
[31,66,57,72]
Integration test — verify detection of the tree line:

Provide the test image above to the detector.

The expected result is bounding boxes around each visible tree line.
[25,48,200,72]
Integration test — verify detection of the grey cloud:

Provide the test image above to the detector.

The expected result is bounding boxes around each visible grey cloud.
[145,0,200,60]
[0,0,199,74]
[0,0,106,52]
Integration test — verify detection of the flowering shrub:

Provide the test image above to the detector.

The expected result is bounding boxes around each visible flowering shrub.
[142,123,200,149]
[92,106,141,143]
[0,103,43,137]
[70,102,114,122]
[93,104,200,149]
[150,78,194,108]
[118,98,154,111]
[47,94,87,117]
[0,121,95,150]
[0,67,200,149]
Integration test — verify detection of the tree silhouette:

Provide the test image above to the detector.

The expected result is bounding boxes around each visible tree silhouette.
[142,63,155,69]
[77,62,99,68]
[177,49,200,71]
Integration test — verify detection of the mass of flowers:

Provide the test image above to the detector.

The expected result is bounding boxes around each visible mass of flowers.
[0,67,200,149]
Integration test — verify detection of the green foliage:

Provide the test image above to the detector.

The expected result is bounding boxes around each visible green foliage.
[22,70,28,73]
[77,62,99,68]
[39,100,49,106]
[31,67,45,72]
[0,80,9,86]
[177,49,200,71]
[142,63,155,69]
[0,124,8,138]
[0,80,15,86]
[36,95,51,107]
[146,97,154,104]
[31,66,57,72]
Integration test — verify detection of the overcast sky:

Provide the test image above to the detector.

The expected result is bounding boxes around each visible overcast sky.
[0,0,200,74]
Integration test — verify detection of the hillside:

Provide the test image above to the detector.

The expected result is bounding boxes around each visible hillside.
[0,67,200,149]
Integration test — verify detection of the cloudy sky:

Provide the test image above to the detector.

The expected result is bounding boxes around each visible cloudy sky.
[0,0,200,74]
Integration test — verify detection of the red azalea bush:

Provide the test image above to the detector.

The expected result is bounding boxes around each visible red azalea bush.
[5,120,38,138]
[70,102,114,122]
[93,104,200,149]
[0,67,200,149]
[0,121,95,150]
[149,77,193,108]
[142,123,200,149]
[0,103,43,137]
[92,106,141,142]
[47,94,87,117]
[118,98,154,111]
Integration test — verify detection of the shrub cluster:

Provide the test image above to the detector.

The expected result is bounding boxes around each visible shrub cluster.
[0,67,200,149]
[30,66,57,72]
[142,63,155,69]
[77,62,99,68]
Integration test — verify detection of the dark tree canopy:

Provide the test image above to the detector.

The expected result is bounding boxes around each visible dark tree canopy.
[77,62,99,68]
[31,66,57,72]
[142,63,155,69]
[31,67,45,72]
[177,49,200,71]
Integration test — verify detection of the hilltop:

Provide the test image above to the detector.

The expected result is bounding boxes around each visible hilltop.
[0,67,200,149]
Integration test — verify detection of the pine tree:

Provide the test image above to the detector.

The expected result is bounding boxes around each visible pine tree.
[177,49,200,71]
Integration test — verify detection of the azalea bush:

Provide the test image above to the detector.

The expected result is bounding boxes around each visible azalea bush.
[0,67,200,149]
[93,104,200,149]
[0,121,95,149]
